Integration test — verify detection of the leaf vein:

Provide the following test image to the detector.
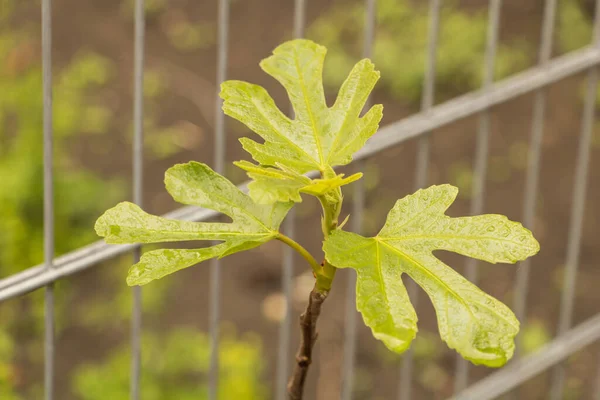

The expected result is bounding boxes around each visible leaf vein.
[377,240,517,331]
[292,46,325,168]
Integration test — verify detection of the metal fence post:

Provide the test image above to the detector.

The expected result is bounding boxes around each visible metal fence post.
[208,1,230,398]
[42,0,55,398]
[513,0,558,353]
[399,1,440,398]
[454,0,502,391]
[275,2,306,399]
[550,0,600,397]
[130,0,146,398]
[339,1,377,399]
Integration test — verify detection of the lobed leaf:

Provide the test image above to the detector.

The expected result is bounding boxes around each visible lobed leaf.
[95,162,292,286]
[234,160,362,204]
[221,39,382,203]
[323,184,539,367]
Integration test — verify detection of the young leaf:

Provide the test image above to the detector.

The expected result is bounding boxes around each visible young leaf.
[220,39,383,203]
[234,160,362,204]
[323,184,539,367]
[95,162,292,286]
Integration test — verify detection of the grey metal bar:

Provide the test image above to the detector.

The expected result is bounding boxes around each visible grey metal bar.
[208,1,229,399]
[399,1,440,398]
[42,5,53,268]
[341,2,376,399]
[293,0,306,39]
[463,0,501,305]
[449,312,600,400]
[596,355,600,400]
[453,0,501,392]
[1,45,600,302]
[276,212,295,400]
[44,287,54,400]
[341,175,363,400]
[130,0,145,398]
[0,205,222,301]
[0,265,43,289]
[275,3,306,398]
[131,284,142,400]
[213,0,228,177]
[41,0,55,398]
[356,44,600,160]
[420,0,440,113]
[513,0,558,356]
[550,2,600,397]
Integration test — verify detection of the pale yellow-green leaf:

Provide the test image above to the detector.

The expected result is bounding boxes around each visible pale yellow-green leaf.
[301,173,363,196]
[234,160,362,204]
[323,184,540,367]
[233,160,310,204]
[95,162,292,286]
[221,39,382,203]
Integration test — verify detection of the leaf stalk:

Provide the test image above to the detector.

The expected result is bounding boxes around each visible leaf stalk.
[276,233,335,291]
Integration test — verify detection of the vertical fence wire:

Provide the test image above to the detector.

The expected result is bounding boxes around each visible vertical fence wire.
[130,0,145,398]
[550,0,600,397]
[276,212,296,400]
[42,0,55,398]
[275,2,306,399]
[340,171,363,400]
[339,1,376,399]
[293,0,306,40]
[208,1,229,399]
[596,352,600,400]
[513,0,557,356]
[596,354,600,400]
[453,0,501,392]
[398,1,440,399]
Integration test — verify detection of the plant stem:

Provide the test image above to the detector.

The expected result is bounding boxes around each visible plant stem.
[285,181,341,399]
[277,233,333,292]
[287,286,328,400]
[318,195,341,238]
[318,194,341,287]
[276,233,321,275]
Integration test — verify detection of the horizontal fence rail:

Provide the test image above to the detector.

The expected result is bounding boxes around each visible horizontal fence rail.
[450,313,600,400]
[1,43,599,302]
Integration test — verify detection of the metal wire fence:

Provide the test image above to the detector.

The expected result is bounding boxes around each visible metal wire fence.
[1,0,599,399]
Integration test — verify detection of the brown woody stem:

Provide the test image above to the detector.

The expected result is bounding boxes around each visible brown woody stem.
[287,286,329,400]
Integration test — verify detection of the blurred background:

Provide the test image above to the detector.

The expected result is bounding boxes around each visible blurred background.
[1,0,599,399]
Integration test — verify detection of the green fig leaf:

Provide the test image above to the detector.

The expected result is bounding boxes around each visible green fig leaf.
[323,184,539,367]
[95,162,292,286]
[221,39,382,203]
